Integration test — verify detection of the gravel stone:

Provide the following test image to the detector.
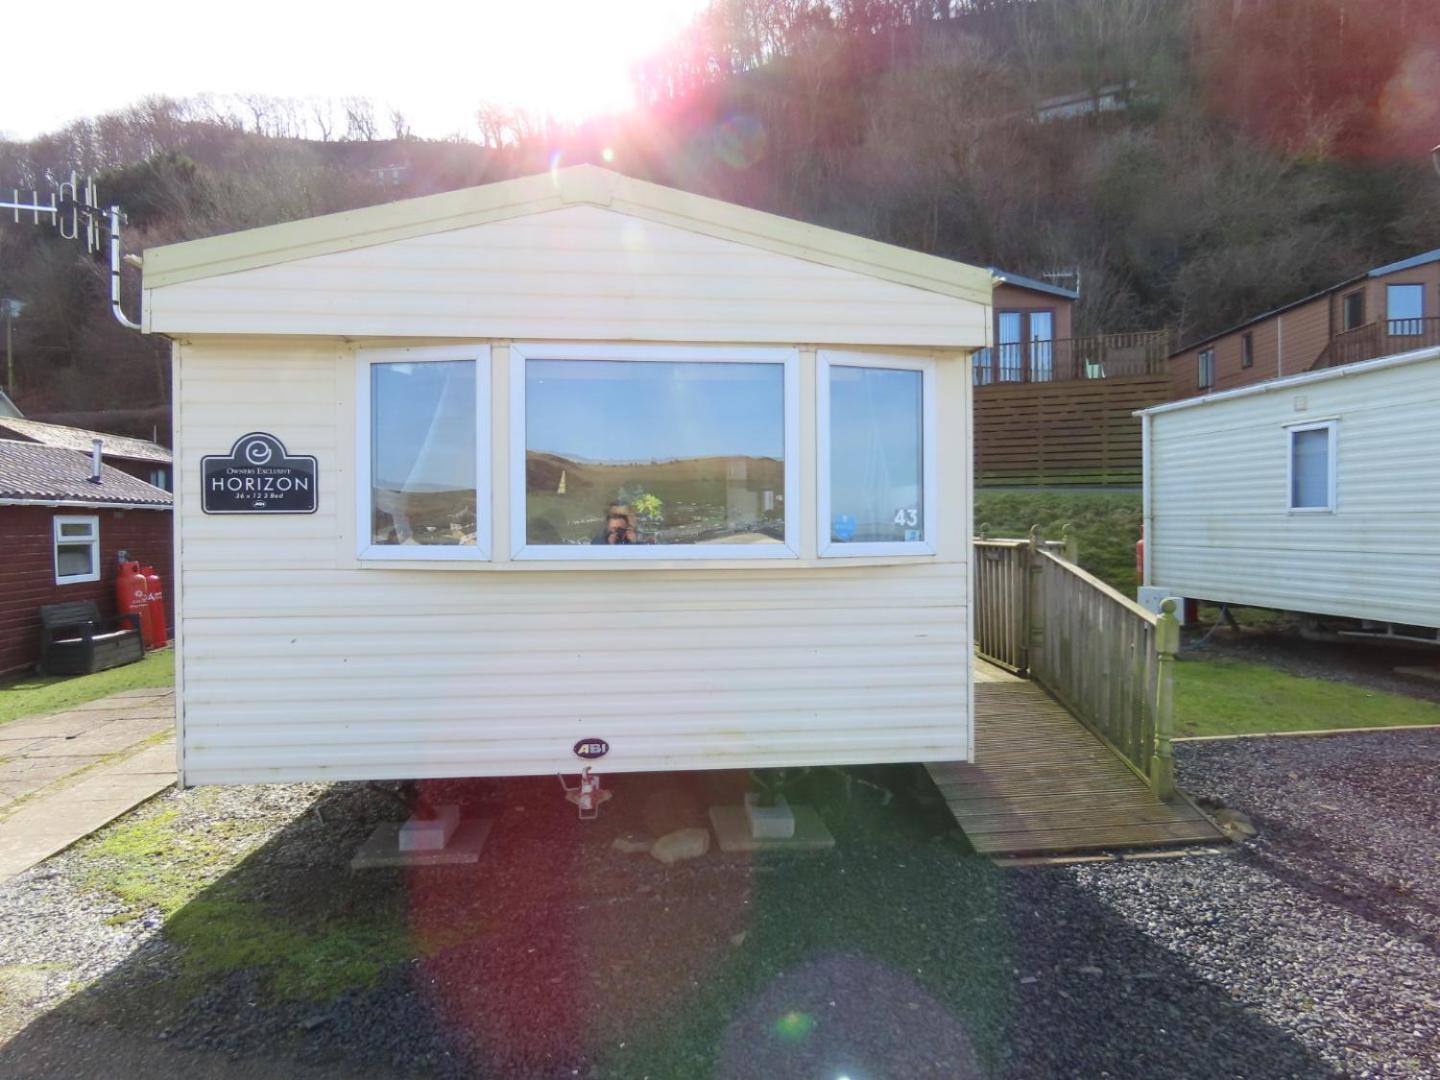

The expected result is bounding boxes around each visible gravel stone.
[0,736,1435,1078]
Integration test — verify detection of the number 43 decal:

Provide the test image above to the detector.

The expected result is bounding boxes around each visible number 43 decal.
[892,508,919,527]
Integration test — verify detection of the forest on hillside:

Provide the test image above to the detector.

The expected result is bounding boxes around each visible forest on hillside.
[1,0,1438,437]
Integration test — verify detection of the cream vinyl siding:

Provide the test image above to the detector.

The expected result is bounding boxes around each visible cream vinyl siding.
[175,339,972,786]
[1144,350,1440,626]
[147,205,986,347]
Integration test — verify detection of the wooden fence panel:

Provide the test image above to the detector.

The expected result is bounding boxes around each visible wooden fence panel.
[973,375,1172,488]
[1030,550,1161,782]
[973,540,1029,671]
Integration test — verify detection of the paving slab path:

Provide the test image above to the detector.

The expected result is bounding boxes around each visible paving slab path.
[0,688,175,879]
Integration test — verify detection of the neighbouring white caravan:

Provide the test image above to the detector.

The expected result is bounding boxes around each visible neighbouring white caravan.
[1139,346,1440,634]
[144,166,990,786]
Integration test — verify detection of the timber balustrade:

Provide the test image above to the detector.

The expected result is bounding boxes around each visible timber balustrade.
[1312,317,1440,369]
[972,330,1171,385]
[971,529,1179,799]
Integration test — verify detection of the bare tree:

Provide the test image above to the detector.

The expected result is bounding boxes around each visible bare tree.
[343,97,377,141]
[310,99,335,142]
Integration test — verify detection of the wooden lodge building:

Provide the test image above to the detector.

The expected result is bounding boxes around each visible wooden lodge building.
[1169,247,1440,398]
[972,269,1171,489]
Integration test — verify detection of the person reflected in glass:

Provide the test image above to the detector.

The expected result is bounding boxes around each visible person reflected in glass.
[593,503,639,545]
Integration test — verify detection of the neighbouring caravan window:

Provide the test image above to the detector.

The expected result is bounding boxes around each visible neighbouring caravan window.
[54,515,100,584]
[511,345,799,560]
[1386,284,1424,336]
[1240,332,1254,369]
[1198,348,1215,389]
[357,347,491,560]
[1288,422,1336,512]
[819,352,936,557]
[1341,290,1365,331]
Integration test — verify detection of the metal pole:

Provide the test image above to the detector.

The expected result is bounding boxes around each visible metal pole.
[4,313,12,396]
[109,207,141,331]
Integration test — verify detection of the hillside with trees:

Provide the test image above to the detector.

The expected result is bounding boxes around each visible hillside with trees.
[1,0,1437,438]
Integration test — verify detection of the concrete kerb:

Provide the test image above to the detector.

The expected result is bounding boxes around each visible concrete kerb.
[1174,723,1440,743]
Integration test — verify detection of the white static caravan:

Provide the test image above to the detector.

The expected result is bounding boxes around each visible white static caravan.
[1139,346,1440,635]
[144,166,992,787]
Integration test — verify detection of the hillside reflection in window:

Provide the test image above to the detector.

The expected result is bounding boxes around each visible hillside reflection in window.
[371,360,477,545]
[829,365,923,544]
[525,359,785,546]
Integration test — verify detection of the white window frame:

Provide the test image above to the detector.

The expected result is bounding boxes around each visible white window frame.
[1285,419,1337,514]
[355,345,492,561]
[817,350,938,558]
[53,514,100,585]
[1198,348,1215,389]
[509,343,800,561]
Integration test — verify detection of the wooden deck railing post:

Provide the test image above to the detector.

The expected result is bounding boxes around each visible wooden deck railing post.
[1025,526,1044,674]
[1150,598,1180,801]
[1061,522,1078,564]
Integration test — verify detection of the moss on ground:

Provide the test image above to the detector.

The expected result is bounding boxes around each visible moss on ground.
[974,490,1141,594]
[0,649,174,726]
[1175,657,1440,737]
[75,792,410,1001]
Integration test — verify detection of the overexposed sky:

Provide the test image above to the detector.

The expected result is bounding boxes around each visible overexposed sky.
[2,0,710,141]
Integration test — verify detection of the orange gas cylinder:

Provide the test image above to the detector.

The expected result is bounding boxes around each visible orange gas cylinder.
[115,559,150,640]
[140,565,168,648]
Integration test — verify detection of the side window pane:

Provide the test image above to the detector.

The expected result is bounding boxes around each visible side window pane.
[829,366,923,544]
[524,360,785,546]
[1291,428,1330,509]
[370,360,477,546]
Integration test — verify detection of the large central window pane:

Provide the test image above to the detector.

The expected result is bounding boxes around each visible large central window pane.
[371,360,477,545]
[524,359,785,546]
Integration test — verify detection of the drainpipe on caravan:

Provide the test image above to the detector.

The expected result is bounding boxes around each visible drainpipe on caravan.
[1276,315,1284,378]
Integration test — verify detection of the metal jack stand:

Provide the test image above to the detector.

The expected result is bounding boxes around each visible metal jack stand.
[559,767,611,820]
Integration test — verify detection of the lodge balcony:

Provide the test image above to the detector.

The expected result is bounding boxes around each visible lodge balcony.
[971,330,1171,385]
[1311,317,1440,370]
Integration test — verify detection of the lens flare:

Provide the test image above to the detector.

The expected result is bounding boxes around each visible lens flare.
[715,114,767,170]
[773,1010,817,1041]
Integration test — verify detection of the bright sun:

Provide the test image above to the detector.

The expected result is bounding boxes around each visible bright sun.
[478,2,706,122]
[3,0,713,141]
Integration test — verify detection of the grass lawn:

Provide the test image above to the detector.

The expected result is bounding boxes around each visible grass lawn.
[974,489,1141,594]
[0,648,174,726]
[1175,655,1440,737]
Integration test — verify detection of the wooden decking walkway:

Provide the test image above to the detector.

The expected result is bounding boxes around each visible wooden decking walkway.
[927,662,1224,856]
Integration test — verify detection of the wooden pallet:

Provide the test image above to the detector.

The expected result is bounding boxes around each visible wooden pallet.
[933,663,1224,856]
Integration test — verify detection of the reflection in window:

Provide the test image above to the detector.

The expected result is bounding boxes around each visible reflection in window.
[524,359,785,546]
[829,366,923,544]
[370,360,477,545]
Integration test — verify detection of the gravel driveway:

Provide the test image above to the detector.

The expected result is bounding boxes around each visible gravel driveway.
[0,731,1436,1079]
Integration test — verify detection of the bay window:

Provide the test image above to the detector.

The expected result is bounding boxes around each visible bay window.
[510,344,799,559]
[818,352,936,556]
[356,346,491,560]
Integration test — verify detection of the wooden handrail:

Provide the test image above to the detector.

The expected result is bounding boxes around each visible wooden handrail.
[972,531,1179,799]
